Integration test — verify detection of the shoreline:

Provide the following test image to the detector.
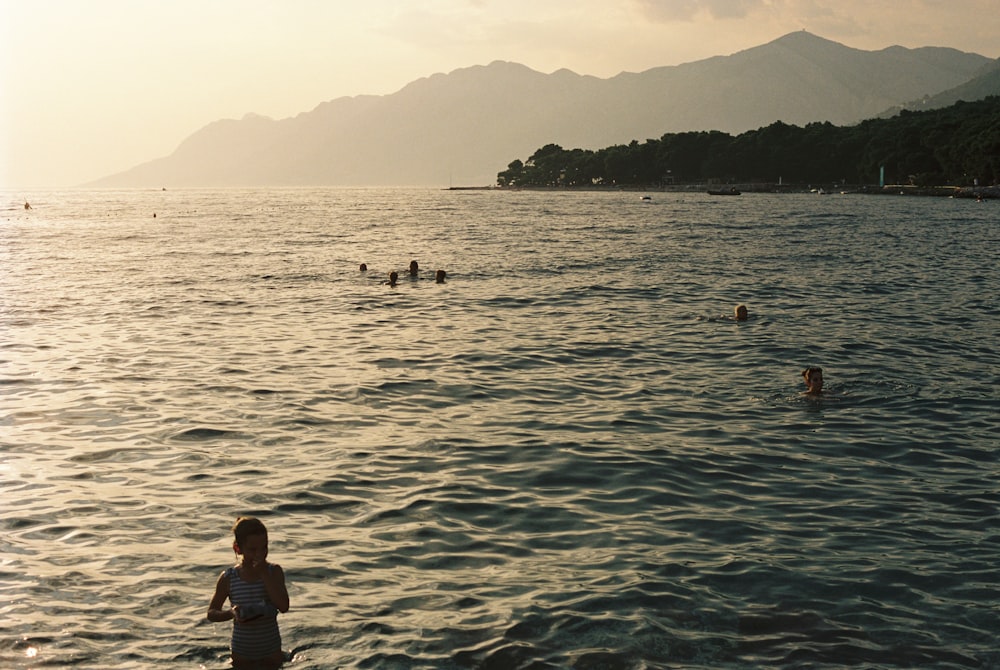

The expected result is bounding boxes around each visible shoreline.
[451,184,999,198]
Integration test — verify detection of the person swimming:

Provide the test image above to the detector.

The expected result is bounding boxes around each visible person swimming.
[802,367,824,396]
[359,263,367,272]
[409,260,419,277]
[734,304,748,321]
[435,269,446,283]
[385,271,398,287]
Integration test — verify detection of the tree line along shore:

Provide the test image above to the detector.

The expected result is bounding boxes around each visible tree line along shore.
[495,96,1000,195]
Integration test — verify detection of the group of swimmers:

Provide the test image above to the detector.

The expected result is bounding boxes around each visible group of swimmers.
[359,259,447,287]
[734,304,826,397]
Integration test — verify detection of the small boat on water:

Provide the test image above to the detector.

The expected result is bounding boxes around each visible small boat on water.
[707,187,741,196]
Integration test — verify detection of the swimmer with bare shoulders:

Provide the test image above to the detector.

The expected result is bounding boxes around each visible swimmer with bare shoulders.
[385,271,398,287]
[802,367,823,396]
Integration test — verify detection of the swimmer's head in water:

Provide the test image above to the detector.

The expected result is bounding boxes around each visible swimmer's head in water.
[409,260,419,276]
[735,304,748,320]
[801,367,823,394]
[435,269,446,283]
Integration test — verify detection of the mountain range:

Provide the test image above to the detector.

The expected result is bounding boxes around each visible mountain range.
[90,31,998,188]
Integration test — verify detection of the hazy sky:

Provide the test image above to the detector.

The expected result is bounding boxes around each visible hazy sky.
[2,0,998,188]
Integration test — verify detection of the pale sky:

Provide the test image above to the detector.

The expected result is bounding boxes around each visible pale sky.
[2,0,998,188]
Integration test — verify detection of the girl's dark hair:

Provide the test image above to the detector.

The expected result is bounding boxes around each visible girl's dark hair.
[232,516,268,549]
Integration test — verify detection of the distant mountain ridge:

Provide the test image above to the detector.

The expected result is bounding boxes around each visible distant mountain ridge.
[90,31,993,187]
[880,58,1000,115]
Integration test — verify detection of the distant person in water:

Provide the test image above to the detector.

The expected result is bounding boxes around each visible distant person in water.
[24,201,31,210]
[802,367,824,396]
[435,269,447,283]
[385,271,398,287]
[409,260,419,277]
[359,263,367,272]
[734,304,748,321]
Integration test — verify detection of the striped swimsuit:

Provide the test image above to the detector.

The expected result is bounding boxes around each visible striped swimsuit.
[227,566,282,660]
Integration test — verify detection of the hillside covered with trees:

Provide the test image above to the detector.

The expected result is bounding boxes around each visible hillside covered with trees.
[496,96,1000,189]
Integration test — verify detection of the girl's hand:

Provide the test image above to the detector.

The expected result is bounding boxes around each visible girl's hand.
[244,558,269,578]
[232,604,255,623]
[207,606,235,623]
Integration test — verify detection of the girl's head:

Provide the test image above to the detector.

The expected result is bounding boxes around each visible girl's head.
[232,516,268,559]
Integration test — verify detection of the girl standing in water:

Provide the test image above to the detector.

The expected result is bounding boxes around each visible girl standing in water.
[207,517,290,669]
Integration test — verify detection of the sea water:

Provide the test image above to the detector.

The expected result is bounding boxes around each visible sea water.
[1,188,997,669]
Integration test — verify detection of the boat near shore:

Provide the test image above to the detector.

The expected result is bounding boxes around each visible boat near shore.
[707,187,741,196]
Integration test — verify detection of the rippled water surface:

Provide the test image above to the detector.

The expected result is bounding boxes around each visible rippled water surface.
[1,188,998,669]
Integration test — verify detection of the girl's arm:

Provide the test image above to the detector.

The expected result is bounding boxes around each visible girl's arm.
[206,570,234,622]
[263,563,290,613]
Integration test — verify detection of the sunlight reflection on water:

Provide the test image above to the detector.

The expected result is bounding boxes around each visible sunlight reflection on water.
[1,188,998,668]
